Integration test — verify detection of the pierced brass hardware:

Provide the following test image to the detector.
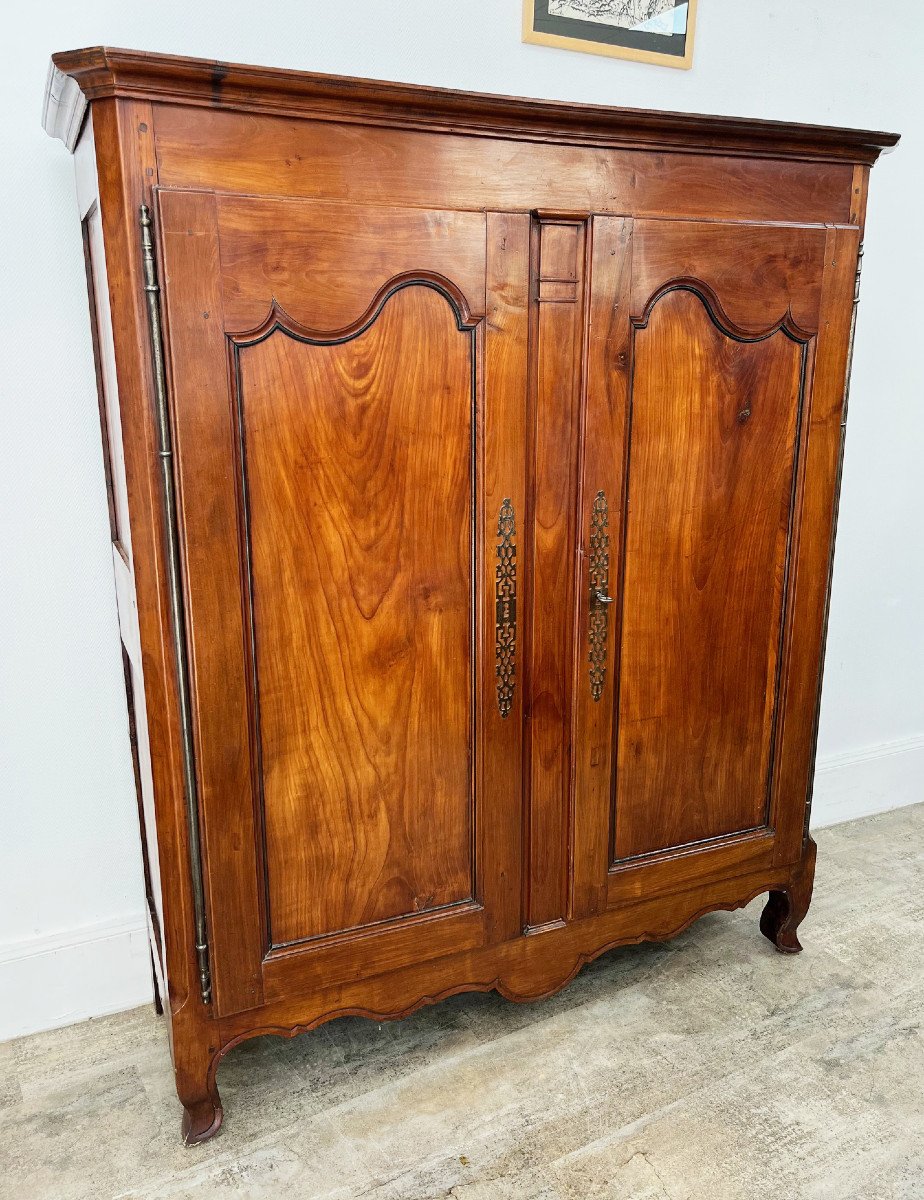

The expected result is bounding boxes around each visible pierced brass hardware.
[495,498,517,718]
[588,491,611,702]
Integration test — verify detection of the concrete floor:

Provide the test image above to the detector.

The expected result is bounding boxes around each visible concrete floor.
[2,804,922,1199]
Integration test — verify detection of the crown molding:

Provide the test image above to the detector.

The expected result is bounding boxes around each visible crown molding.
[43,46,900,164]
[42,58,89,151]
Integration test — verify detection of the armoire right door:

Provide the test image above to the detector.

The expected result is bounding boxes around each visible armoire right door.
[571,215,857,918]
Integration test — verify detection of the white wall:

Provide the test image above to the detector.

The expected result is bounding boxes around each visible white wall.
[2,0,921,1041]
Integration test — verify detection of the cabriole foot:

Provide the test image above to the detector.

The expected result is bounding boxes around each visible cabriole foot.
[760,836,817,954]
[181,1091,223,1145]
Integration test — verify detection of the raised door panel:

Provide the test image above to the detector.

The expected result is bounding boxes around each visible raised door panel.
[614,285,805,859]
[157,189,528,1015]
[238,286,476,947]
[572,218,841,916]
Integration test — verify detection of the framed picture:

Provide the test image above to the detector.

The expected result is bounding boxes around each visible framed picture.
[522,0,698,69]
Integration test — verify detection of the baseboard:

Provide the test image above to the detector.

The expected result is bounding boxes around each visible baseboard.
[2,736,920,1041]
[810,734,924,829]
[0,914,153,1042]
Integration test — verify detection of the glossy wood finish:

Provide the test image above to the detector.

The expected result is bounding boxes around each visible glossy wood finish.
[76,99,225,1138]
[152,106,860,227]
[615,286,805,860]
[157,187,524,1023]
[571,215,632,920]
[241,285,476,947]
[215,196,487,332]
[46,47,898,163]
[761,835,818,954]
[526,215,587,931]
[43,47,897,1144]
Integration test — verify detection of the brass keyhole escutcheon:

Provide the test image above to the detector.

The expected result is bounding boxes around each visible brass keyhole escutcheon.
[588,492,611,702]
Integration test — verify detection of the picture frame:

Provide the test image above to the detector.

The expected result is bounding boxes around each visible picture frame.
[522,0,698,70]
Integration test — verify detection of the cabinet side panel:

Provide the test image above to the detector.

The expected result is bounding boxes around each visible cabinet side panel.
[82,204,128,552]
[91,100,222,1073]
[772,226,860,864]
[76,111,164,971]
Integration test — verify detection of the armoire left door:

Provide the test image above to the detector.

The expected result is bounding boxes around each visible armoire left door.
[155,188,529,1017]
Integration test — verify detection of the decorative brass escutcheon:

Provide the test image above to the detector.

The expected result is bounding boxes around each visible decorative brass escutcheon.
[588,491,611,701]
[495,498,517,718]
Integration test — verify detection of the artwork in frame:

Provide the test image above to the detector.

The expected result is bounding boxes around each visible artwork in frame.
[522,0,698,69]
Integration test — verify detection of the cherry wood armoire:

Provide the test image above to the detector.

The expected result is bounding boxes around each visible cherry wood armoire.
[43,47,898,1143]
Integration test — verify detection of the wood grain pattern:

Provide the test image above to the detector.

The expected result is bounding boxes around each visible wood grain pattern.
[613,287,805,860]
[43,54,890,1142]
[481,212,531,944]
[570,214,633,918]
[761,835,817,952]
[85,100,228,1138]
[158,188,265,1016]
[239,286,476,945]
[157,186,529,1025]
[152,106,858,227]
[770,227,860,867]
[630,221,827,337]
[220,859,794,1047]
[216,196,486,332]
[525,216,586,930]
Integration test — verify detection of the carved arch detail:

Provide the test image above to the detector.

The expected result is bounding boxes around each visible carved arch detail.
[633,277,816,345]
[229,270,480,347]
[225,270,480,957]
[623,272,813,841]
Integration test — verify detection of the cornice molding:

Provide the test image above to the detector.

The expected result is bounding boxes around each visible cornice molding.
[42,59,89,152]
[43,46,900,164]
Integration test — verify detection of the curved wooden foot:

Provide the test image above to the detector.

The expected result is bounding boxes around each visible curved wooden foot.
[760,836,817,954]
[181,1089,223,1145]
[176,1039,224,1146]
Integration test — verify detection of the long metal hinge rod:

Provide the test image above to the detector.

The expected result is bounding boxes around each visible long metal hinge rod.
[139,204,212,1005]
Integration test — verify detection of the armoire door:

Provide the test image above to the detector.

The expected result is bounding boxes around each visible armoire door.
[155,188,529,1016]
[572,216,855,917]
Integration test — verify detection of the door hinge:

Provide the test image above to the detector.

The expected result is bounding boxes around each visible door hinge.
[139,203,212,1006]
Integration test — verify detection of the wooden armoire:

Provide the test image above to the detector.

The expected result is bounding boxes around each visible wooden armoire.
[43,47,897,1143]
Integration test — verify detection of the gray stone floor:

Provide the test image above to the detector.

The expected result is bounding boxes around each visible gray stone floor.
[2,804,923,1199]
